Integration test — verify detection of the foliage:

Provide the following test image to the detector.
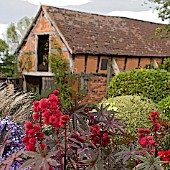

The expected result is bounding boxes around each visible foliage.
[118,111,170,170]
[157,96,170,118]
[2,89,169,170]
[0,83,34,123]
[16,16,33,40]
[20,90,136,170]
[0,50,19,77]
[160,58,170,72]
[149,0,170,21]
[107,69,170,102]
[49,45,77,107]
[6,17,33,53]
[132,152,164,170]
[0,116,25,169]
[35,87,56,101]
[101,95,161,136]
[0,39,8,53]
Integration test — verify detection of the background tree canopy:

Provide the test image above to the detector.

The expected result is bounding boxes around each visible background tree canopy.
[149,0,170,21]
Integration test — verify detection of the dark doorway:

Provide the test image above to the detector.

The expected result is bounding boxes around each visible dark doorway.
[37,35,49,71]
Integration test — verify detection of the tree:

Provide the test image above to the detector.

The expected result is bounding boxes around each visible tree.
[6,16,33,53]
[149,0,170,21]
[0,39,8,53]
[0,50,18,77]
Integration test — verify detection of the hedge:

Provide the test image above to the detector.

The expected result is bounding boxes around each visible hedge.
[107,69,170,102]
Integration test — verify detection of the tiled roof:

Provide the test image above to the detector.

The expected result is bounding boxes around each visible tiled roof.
[18,5,170,57]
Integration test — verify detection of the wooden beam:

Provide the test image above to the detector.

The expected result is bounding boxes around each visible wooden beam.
[111,58,120,75]
[106,57,112,95]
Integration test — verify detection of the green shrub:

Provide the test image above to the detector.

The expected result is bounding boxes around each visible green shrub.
[108,69,170,102]
[101,95,162,136]
[157,96,170,118]
[160,58,170,72]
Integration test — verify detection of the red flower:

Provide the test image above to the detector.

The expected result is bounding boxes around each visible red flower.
[29,137,36,145]
[26,144,35,151]
[36,132,44,139]
[150,111,159,122]
[61,115,70,122]
[53,90,59,96]
[71,132,79,139]
[40,143,46,150]
[152,123,161,132]
[54,110,62,117]
[25,122,33,129]
[43,117,50,124]
[28,129,35,137]
[49,94,60,103]
[158,149,170,163]
[49,102,59,110]
[138,134,144,139]
[138,128,144,133]
[33,106,40,113]
[33,101,39,107]
[22,136,29,144]
[138,136,155,147]
[40,98,49,109]
[33,124,41,132]
[150,111,158,117]
[145,128,151,134]
[33,113,41,120]
[42,110,51,118]
[49,115,57,124]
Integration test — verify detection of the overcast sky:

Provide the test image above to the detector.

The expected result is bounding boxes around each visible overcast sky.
[0,0,167,39]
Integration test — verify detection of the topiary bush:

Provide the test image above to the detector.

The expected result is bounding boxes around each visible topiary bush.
[107,69,170,102]
[101,95,164,136]
[157,96,170,118]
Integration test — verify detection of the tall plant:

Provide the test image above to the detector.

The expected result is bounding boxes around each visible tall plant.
[49,45,77,107]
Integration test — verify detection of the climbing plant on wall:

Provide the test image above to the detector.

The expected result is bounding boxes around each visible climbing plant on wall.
[49,44,77,107]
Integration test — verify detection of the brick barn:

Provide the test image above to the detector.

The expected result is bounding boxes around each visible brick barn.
[16,5,170,103]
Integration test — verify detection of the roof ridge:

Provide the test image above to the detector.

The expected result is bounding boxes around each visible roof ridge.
[43,4,167,26]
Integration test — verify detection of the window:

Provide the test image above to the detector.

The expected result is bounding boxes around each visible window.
[100,59,108,70]
[37,35,49,72]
